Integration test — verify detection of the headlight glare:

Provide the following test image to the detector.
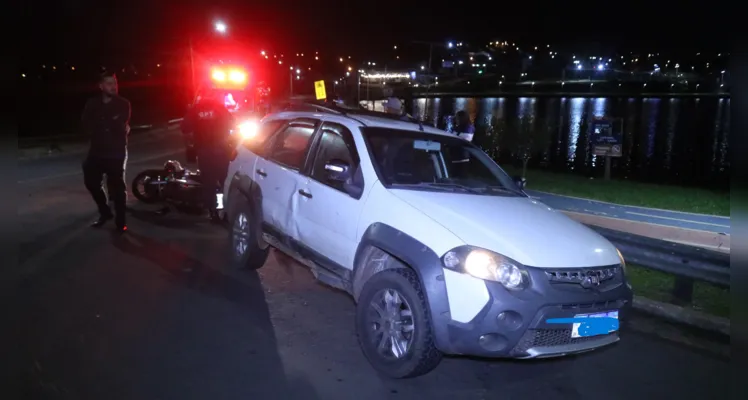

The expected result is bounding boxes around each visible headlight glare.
[443,247,528,290]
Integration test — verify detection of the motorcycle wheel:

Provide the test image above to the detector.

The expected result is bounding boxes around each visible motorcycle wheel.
[131,170,163,204]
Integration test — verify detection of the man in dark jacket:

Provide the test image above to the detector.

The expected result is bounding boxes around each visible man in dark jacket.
[82,71,131,232]
[181,89,234,221]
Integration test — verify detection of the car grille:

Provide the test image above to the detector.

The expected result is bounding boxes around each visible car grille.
[511,329,618,355]
[545,266,619,284]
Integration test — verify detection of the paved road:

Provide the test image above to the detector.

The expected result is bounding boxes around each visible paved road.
[5,134,729,399]
[527,190,731,234]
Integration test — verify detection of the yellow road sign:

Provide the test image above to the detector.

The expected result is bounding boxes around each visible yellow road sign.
[314,80,327,100]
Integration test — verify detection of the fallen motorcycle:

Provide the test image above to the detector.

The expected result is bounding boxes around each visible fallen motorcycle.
[130,160,223,213]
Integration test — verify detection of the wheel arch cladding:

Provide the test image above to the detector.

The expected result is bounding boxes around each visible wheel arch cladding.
[353,222,455,353]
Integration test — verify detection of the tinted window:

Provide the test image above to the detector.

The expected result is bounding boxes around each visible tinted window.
[363,127,523,196]
[244,119,285,154]
[268,124,315,169]
[311,123,360,192]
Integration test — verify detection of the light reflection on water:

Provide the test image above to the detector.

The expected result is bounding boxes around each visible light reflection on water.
[412,96,729,184]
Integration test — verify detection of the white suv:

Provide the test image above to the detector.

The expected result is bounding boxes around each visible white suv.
[223,103,633,378]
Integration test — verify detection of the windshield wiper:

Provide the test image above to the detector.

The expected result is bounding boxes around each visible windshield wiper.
[392,182,483,194]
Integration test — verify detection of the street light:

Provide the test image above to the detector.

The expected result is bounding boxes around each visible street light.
[215,21,227,34]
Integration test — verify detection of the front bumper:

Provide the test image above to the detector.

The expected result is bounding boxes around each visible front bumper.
[435,265,633,358]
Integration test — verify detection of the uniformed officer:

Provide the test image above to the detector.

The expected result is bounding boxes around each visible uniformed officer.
[181,90,234,221]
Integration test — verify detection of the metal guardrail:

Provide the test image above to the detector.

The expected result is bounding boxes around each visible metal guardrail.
[589,225,730,305]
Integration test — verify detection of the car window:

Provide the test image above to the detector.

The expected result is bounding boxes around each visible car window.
[243,119,286,155]
[310,123,361,192]
[363,127,523,196]
[268,124,316,170]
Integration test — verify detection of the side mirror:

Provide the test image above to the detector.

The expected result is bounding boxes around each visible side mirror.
[513,176,527,190]
[324,159,351,182]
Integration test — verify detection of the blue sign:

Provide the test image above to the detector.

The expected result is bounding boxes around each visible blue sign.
[591,119,622,157]
[591,120,621,146]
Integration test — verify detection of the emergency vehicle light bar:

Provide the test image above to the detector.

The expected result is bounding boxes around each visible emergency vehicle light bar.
[211,67,247,84]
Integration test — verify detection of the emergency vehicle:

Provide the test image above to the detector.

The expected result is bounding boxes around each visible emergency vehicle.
[184,62,267,161]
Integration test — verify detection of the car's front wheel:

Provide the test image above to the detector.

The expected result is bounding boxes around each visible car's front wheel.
[229,202,269,270]
[355,268,443,378]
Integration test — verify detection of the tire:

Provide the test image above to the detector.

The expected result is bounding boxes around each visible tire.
[229,201,269,270]
[355,268,443,379]
[131,170,163,204]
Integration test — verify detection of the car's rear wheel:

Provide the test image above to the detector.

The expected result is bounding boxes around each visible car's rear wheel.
[355,268,443,378]
[229,202,269,270]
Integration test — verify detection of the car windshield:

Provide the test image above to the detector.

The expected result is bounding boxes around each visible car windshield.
[362,127,525,196]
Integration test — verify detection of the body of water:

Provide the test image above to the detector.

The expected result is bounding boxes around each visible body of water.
[406,96,730,189]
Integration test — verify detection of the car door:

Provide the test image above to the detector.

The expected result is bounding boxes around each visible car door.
[293,121,366,270]
[225,118,287,200]
[255,118,319,238]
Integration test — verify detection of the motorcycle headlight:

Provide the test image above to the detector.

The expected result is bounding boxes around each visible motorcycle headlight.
[237,120,258,140]
[442,246,529,290]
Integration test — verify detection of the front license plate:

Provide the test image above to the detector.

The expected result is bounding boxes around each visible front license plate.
[571,311,619,338]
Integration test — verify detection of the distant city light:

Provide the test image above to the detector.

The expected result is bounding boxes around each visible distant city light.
[420,65,425,70]
[215,21,227,33]
[447,42,454,48]
[296,69,301,74]
[577,64,583,70]
[597,64,604,70]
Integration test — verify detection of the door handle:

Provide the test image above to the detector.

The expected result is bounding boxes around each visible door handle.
[256,169,267,177]
[298,189,312,198]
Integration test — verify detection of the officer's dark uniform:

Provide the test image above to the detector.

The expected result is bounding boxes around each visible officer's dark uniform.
[81,94,131,231]
[181,97,234,219]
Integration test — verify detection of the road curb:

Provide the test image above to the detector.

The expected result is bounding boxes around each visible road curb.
[632,295,730,337]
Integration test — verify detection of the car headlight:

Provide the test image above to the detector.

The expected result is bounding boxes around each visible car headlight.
[616,248,626,272]
[442,246,529,290]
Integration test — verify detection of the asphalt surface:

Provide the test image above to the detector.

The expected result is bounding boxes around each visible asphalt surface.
[527,190,731,234]
[6,131,730,399]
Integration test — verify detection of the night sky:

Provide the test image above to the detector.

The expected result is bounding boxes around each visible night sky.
[21,0,727,67]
